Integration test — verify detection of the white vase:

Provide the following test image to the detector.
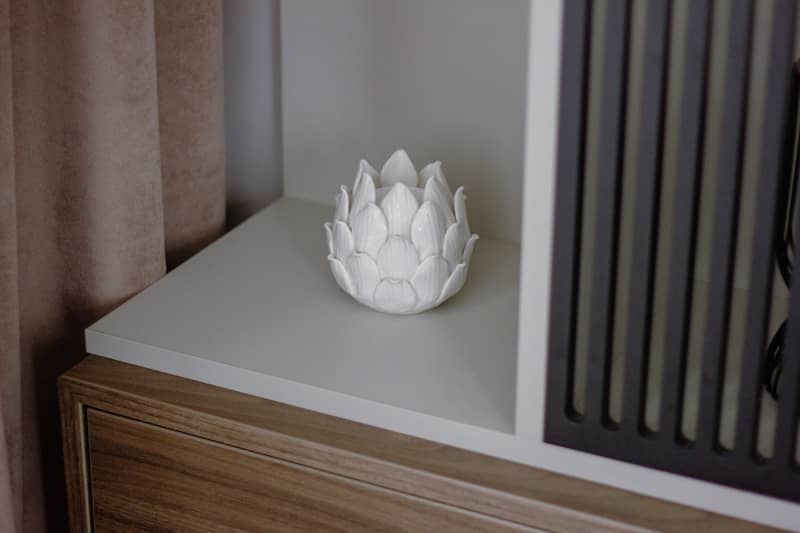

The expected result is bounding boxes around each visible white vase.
[325,149,478,315]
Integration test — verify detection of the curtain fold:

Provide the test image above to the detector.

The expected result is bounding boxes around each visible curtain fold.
[0,1,225,530]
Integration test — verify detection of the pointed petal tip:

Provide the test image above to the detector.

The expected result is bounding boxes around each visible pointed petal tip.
[462,234,479,264]
[328,256,355,295]
[351,203,388,259]
[389,181,410,194]
[424,163,452,196]
[423,173,455,221]
[453,186,469,231]
[411,255,450,309]
[350,171,376,220]
[335,186,350,221]
[410,201,446,260]
[358,159,378,177]
[380,149,418,187]
[381,182,419,236]
[437,263,468,305]
[442,221,469,271]
[331,220,354,260]
[419,161,442,183]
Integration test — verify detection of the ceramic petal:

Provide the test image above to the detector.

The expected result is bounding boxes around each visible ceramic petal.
[377,236,419,280]
[411,256,450,310]
[420,161,453,194]
[435,164,453,196]
[442,221,468,271]
[332,220,354,260]
[328,256,354,295]
[346,252,381,299]
[374,279,417,313]
[350,203,388,259]
[334,185,349,221]
[418,161,440,185]
[323,222,334,255]
[462,234,479,264]
[350,172,376,221]
[377,185,422,206]
[453,187,469,235]
[410,201,446,260]
[380,182,419,236]
[436,263,467,305]
[380,149,418,187]
[328,151,475,314]
[454,186,469,234]
[378,186,426,207]
[423,175,455,224]
[358,159,378,180]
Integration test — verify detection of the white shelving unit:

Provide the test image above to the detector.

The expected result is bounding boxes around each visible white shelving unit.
[85,2,800,529]
[89,198,520,435]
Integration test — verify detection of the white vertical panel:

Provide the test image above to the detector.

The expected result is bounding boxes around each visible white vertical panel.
[515,0,561,437]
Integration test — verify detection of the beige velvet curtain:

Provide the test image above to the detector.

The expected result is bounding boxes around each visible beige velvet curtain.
[0,1,225,530]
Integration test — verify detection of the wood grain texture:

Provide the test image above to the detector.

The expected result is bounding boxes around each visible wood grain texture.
[59,356,780,532]
[59,377,92,533]
[87,409,536,532]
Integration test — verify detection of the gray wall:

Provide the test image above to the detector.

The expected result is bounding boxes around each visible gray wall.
[224,0,529,243]
[280,0,530,243]
[223,0,282,227]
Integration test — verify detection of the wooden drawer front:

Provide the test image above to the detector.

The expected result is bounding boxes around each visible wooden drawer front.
[86,409,536,532]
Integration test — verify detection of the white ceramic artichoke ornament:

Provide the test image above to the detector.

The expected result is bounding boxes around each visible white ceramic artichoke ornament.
[324,150,478,314]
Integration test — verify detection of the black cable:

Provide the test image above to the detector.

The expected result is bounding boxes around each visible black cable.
[774,138,797,287]
[762,61,800,400]
[764,321,785,400]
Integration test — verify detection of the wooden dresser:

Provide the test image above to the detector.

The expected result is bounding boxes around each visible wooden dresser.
[59,356,776,532]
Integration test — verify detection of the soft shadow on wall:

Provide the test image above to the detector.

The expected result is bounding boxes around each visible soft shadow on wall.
[224,0,283,227]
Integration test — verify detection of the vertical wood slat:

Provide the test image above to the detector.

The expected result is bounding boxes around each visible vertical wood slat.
[657,0,713,442]
[694,0,755,451]
[584,0,631,426]
[621,0,671,435]
[735,0,798,461]
[545,0,592,420]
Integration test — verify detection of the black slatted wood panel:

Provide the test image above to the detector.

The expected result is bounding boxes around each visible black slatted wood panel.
[621,0,671,438]
[545,0,800,501]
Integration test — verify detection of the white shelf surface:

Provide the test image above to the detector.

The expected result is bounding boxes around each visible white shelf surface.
[87,197,520,434]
